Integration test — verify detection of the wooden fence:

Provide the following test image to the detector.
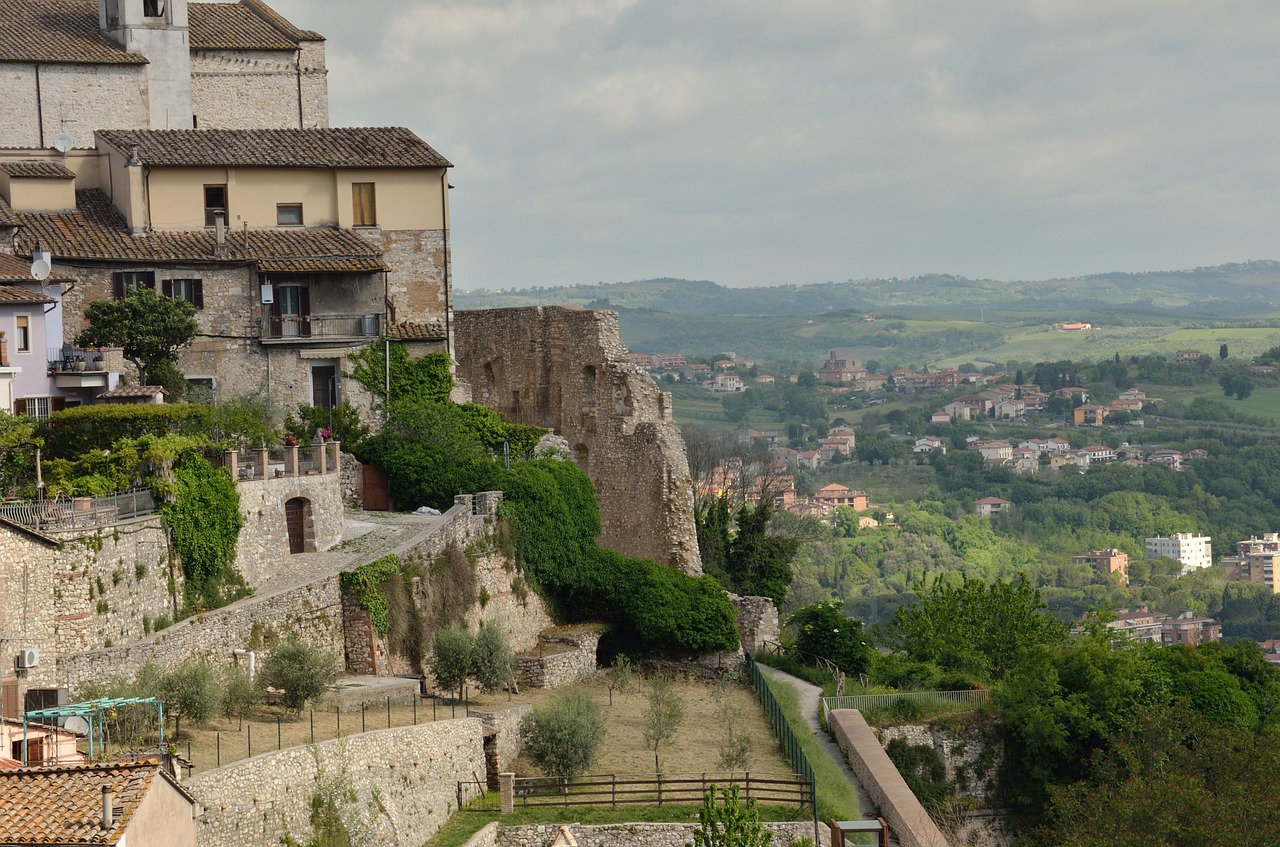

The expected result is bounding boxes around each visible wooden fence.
[503,771,813,809]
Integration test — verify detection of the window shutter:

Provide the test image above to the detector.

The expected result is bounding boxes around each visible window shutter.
[192,279,204,309]
[52,397,67,413]
[144,271,156,289]
[162,279,173,298]
[13,398,26,416]
[112,273,124,299]
[299,287,312,338]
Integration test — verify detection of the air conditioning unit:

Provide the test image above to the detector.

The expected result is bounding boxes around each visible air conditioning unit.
[15,649,39,669]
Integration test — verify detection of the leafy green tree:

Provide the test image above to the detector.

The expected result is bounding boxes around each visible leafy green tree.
[261,637,338,712]
[606,654,635,706]
[76,287,197,384]
[284,402,369,452]
[724,502,798,606]
[692,784,772,847]
[883,574,1065,681]
[788,601,872,676]
[470,621,513,694]
[519,690,605,779]
[643,675,685,771]
[1220,343,1229,360]
[159,662,223,739]
[1220,371,1254,400]
[431,626,474,701]
[222,664,261,730]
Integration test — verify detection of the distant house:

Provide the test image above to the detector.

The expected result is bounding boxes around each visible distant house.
[1073,548,1129,583]
[797,450,822,470]
[913,436,946,454]
[1074,404,1105,426]
[972,440,1012,463]
[1149,450,1184,471]
[1146,533,1213,575]
[817,350,866,385]
[0,759,198,847]
[1056,386,1089,403]
[1174,349,1203,364]
[1082,607,1221,646]
[711,374,745,393]
[994,398,1026,419]
[1060,321,1092,331]
[930,411,952,425]
[1080,445,1115,463]
[974,496,1011,518]
[813,484,869,512]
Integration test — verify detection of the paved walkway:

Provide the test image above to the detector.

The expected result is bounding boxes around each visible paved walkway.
[755,664,877,819]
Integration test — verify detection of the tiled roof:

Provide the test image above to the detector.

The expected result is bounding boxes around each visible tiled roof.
[189,1,320,50]
[13,189,387,269]
[0,284,56,305]
[95,128,452,169]
[0,196,16,227]
[0,251,75,284]
[0,161,77,179]
[387,319,448,340]
[99,385,167,398]
[0,759,163,844]
[258,257,387,273]
[0,0,148,65]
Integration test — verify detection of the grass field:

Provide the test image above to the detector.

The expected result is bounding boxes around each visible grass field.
[1182,385,1280,423]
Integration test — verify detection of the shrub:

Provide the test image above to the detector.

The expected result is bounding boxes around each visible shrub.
[693,784,772,847]
[260,637,337,712]
[222,664,262,728]
[520,690,605,779]
[284,402,370,452]
[159,662,223,739]
[41,403,216,458]
[432,626,474,700]
[643,675,685,772]
[788,602,873,677]
[471,621,513,694]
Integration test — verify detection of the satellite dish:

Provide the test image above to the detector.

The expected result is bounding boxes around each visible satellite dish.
[52,133,73,154]
[30,259,51,281]
[62,716,90,736]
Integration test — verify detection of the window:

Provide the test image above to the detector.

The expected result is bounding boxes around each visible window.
[277,204,304,226]
[204,184,227,227]
[162,278,204,309]
[112,271,155,299]
[352,183,377,227]
[14,397,63,419]
[186,377,215,404]
[14,315,30,353]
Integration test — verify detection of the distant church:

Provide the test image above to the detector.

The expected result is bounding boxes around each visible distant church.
[0,0,329,149]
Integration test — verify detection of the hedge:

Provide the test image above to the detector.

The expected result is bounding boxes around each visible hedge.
[42,404,217,458]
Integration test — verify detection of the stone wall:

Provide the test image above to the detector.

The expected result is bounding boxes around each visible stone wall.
[514,631,599,689]
[827,710,948,847]
[57,575,344,693]
[191,43,329,130]
[454,307,701,573]
[187,718,486,847]
[0,63,148,149]
[233,466,344,590]
[498,821,825,847]
[732,594,780,655]
[878,719,1004,806]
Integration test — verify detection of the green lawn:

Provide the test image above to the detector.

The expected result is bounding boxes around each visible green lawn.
[1182,386,1280,424]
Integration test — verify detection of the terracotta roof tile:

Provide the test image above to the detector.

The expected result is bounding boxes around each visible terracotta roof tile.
[238,0,322,41]
[100,385,167,398]
[0,252,75,284]
[0,284,56,304]
[95,128,452,169]
[0,759,162,844]
[0,161,77,179]
[0,0,148,65]
[387,319,447,340]
[258,257,388,273]
[0,197,16,227]
[189,2,303,50]
[12,189,387,269]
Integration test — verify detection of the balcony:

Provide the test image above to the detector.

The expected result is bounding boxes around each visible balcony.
[47,347,115,389]
[259,313,382,344]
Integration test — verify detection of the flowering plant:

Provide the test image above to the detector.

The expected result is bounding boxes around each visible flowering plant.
[320,427,333,440]
[282,435,299,447]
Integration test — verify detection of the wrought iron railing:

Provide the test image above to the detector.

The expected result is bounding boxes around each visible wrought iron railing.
[260,313,381,340]
[0,488,156,532]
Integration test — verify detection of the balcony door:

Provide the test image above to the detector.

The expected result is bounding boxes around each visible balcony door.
[271,284,311,338]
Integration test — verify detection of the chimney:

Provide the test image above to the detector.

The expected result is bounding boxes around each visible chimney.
[101,784,114,830]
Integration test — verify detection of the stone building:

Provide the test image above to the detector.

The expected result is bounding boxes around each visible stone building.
[0,126,451,413]
[0,0,328,150]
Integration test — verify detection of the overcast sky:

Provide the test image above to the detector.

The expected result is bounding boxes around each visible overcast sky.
[271,0,1280,290]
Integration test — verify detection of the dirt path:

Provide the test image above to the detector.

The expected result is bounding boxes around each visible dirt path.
[755,664,876,818]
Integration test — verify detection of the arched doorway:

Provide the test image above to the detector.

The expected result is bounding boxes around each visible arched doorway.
[284,497,314,554]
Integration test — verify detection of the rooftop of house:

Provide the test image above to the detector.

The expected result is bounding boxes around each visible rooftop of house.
[12,189,387,270]
[98,385,168,399]
[0,0,319,65]
[0,758,187,845]
[0,161,77,179]
[0,196,16,227]
[975,496,1010,505]
[0,252,75,286]
[96,127,452,169]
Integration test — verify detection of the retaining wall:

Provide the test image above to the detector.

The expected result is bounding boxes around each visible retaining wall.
[187,718,486,847]
[515,631,600,689]
[498,821,825,847]
[827,710,948,847]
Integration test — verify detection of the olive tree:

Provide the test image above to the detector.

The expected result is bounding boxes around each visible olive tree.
[519,690,605,779]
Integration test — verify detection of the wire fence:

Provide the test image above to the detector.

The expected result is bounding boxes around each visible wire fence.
[745,654,815,786]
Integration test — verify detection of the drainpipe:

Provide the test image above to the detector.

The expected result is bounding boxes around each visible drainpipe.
[34,64,45,148]
[441,170,452,357]
[101,784,114,830]
[232,649,256,683]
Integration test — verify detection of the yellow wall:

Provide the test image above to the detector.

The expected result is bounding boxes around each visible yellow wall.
[335,168,447,230]
[1,176,76,211]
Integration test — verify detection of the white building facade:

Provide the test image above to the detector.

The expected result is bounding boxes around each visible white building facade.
[1145,533,1213,575]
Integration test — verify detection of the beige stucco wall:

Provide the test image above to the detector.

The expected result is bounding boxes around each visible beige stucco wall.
[128,773,198,847]
[335,168,447,230]
[1,175,76,211]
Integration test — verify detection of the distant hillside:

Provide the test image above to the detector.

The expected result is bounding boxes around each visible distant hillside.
[455,262,1280,319]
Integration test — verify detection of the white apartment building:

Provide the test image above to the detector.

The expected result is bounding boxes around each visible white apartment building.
[1145,533,1213,575]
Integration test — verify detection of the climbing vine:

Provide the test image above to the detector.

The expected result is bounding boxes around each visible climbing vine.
[347,343,453,404]
[157,452,245,611]
[338,555,403,637]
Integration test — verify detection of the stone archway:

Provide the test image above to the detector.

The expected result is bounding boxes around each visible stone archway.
[284,496,314,554]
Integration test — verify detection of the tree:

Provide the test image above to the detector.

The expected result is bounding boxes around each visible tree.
[788,601,872,677]
[643,676,685,771]
[260,637,338,712]
[692,784,772,847]
[76,288,197,384]
[1220,343,1229,360]
[606,654,635,706]
[1220,372,1254,400]
[159,662,223,739]
[470,621,513,694]
[222,664,261,730]
[795,371,817,388]
[519,690,605,779]
[432,626,474,701]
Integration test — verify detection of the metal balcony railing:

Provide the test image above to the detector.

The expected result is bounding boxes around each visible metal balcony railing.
[260,313,381,341]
